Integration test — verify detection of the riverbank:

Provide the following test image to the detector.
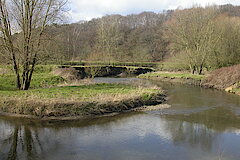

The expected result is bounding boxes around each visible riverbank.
[58,65,154,78]
[203,64,240,95]
[138,72,205,86]
[0,83,165,120]
[0,65,166,120]
[138,70,240,95]
[0,84,165,119]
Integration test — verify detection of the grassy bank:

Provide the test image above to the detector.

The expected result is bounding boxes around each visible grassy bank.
[0,83,158,102]
[138,68,240,96]
[0,83,163,119]
[138,72,205,81]
[0,65,165,119]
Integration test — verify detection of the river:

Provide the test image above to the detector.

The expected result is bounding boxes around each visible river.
[0,78,240,160]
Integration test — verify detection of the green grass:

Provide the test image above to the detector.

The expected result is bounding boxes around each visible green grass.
[138,72,205,81]
[0,83,158,101]
[34,65,58,73]
[0,65,64,91]
[0,73,65,91]
[157,62,189,71]
[0,64,163,118]
[31,73,65,88]
[0,65,159,102]
[0,75,16,90]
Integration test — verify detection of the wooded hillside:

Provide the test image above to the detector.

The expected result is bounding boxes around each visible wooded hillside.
[1,4,240,71]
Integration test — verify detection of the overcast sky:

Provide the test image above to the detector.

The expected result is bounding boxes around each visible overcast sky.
[69,0,240,22]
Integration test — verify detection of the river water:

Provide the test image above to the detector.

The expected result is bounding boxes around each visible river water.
[0,78,240,160]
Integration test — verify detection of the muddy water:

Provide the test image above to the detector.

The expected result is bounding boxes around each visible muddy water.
[0,79,240,160]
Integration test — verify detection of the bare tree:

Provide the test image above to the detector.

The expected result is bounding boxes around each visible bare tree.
[164,6,219,74]
[65,23,82,60]
[208,15,240,68]
[0,0,67,90]
[95,15,122,64]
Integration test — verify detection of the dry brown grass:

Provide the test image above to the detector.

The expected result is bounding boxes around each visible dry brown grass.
[57,78,96,87]
[0,89,165,118]
[203,64,240,89]
[53,68,81,81]
[53,68,98,86]
[93,86,160,103]
[0,80,164,118]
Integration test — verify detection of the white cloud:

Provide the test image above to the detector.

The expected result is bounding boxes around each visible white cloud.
[69,0,240,22]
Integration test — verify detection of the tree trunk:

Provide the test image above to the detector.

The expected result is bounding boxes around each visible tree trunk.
[197,64,203,75]
[190,65,196,74]
[22,77,31,90]
[13,62,21,90]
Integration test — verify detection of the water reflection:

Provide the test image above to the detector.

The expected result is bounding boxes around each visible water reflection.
[0,81,240,160]
[164,119,218,150]
[1,111,240,160]
[162,107,240,131]
[0,124,43,160]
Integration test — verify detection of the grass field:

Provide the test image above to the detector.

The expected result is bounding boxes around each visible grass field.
[0,65,160,105]
[0,83,158,102]
[0,65,163,118]
[0,71,65,91]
